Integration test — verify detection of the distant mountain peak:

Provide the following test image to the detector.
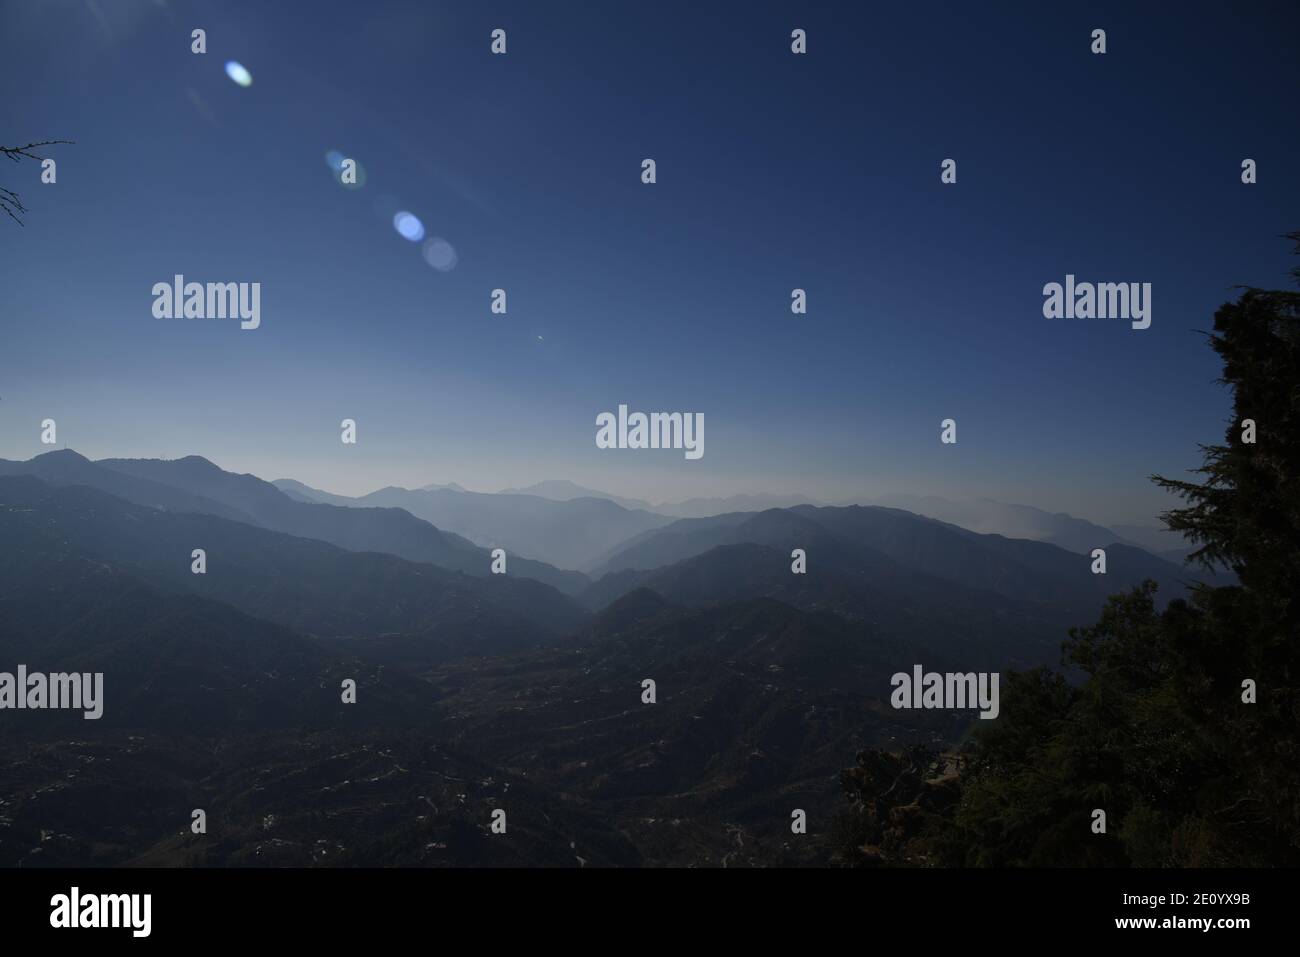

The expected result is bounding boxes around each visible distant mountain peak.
[503,479,592,496]
[173,454,220,469]
[496,480,653,513]
[32,447,90,463]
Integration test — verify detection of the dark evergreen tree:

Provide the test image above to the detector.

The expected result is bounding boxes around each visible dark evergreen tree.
[841,233,1300,866]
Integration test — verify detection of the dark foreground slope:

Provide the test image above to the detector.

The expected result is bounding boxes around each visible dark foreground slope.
[0,491,622,866]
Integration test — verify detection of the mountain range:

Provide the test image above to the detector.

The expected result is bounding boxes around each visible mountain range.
[0,447,1210,865]
[273,478,672,571]
[0,451,586,593]
[278,475,1191,565]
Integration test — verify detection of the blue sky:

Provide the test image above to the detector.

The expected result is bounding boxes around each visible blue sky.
[1,0,1297,526]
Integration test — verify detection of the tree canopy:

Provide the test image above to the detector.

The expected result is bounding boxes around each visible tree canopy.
[840,233,1300,867]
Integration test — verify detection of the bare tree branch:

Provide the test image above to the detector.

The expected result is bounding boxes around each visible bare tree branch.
[1,139,74,225]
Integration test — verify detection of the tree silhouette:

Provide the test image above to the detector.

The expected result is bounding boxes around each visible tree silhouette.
[1,139,73,225]
[840,232,1300,867]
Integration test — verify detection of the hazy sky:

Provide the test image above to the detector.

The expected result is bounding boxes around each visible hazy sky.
[2,0,1298,526]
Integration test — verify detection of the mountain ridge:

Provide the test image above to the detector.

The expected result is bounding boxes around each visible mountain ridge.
[0,451,587,595]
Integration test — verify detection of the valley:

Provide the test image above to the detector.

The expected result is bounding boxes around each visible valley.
[0,450,1205,866]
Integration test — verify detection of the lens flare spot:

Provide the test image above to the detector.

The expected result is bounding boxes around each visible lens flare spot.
[422,237,458,272]
[393,211,424,242]
[225,61,253,87]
